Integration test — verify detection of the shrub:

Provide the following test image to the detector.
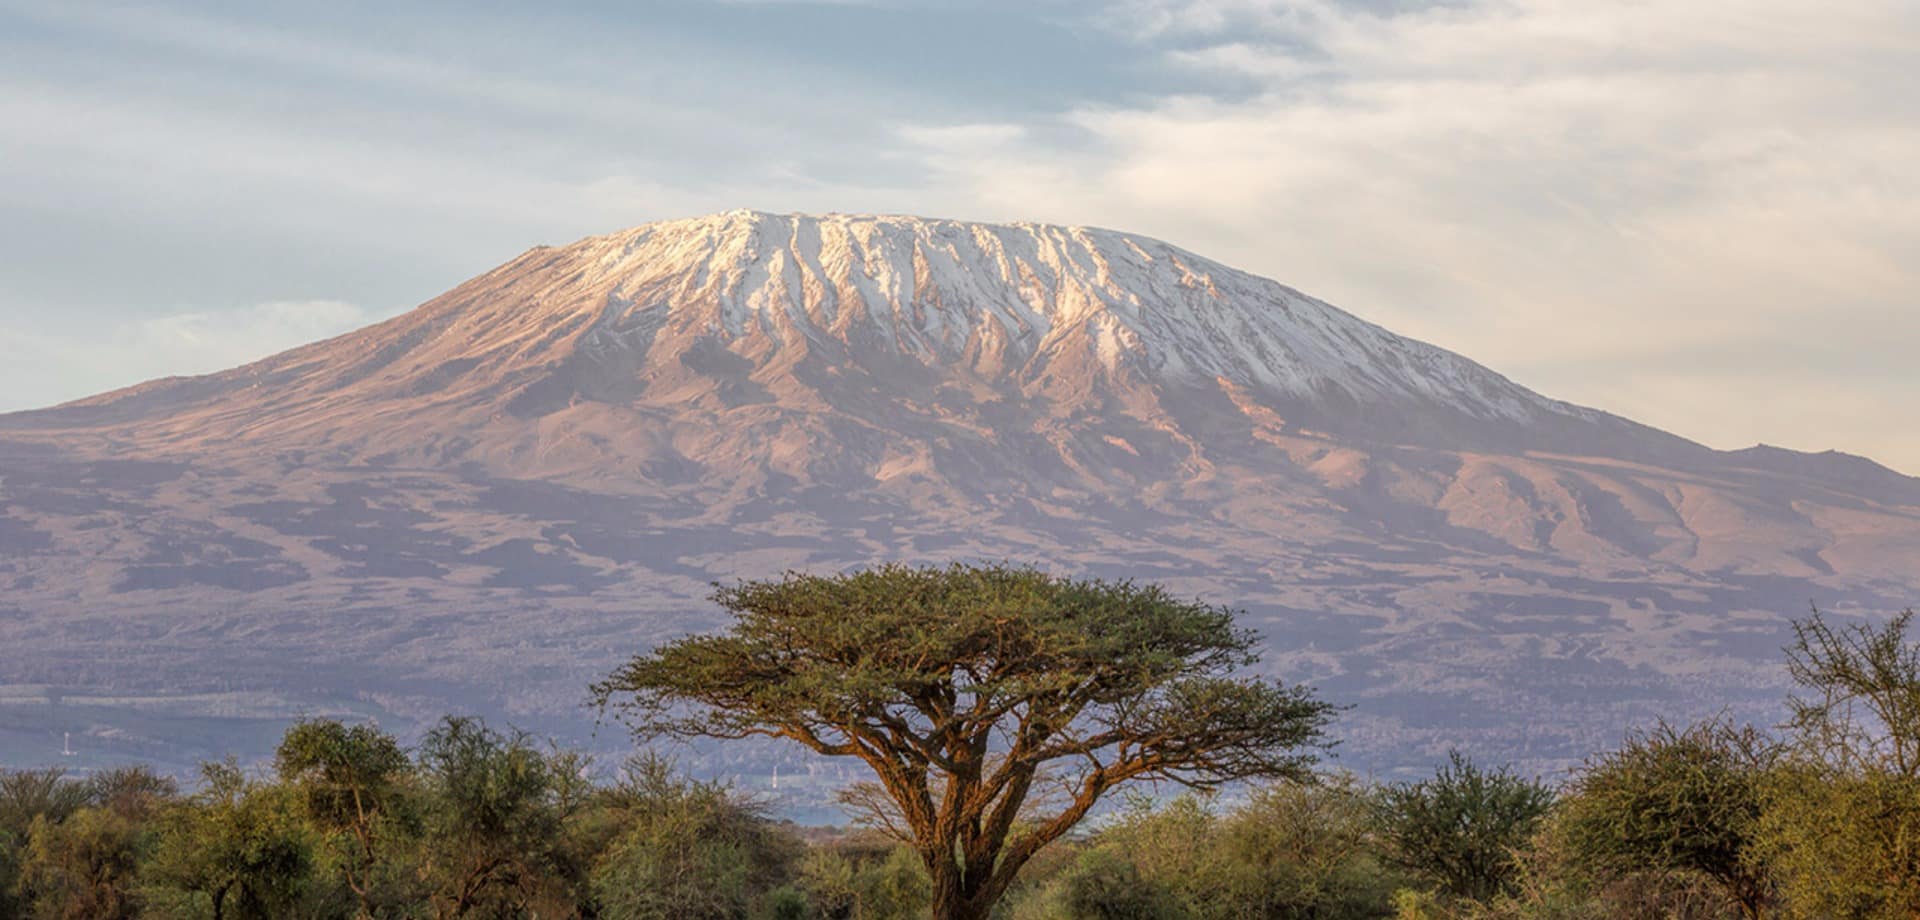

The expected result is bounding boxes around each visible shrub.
[1557,721,1774,919]
[143,760,318,920]
[1376,751,1555,903]
[588,754,801,919]
[18,808,149,920]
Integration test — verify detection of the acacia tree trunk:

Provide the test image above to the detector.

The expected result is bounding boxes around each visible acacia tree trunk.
[929,885,989,920]
[927,859,992,920]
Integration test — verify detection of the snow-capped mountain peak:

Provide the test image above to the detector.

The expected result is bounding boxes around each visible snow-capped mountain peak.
[22,211,1695,472]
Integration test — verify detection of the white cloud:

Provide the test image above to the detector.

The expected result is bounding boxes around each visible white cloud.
[0,301,379,410]
[128,301,372,367]
[900,0,1920,469]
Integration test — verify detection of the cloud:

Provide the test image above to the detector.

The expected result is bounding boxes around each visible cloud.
[896,0,1920,468]
[0,301,378,411]
[128,300,372,365]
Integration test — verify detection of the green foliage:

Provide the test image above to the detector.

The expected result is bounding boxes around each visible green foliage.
[1095,795,1215,898]
[3,591,1914,920]
[857,845,931,919]
[1391,811,1732,920]
[1376,751,1555,903]
[1557,721,1774,919]
[798,849,859,919]
[1755,762,1920,918]
[144,759,318,920]
[792,843,930,920]
[274,718,415,916]
[1758,608,1920,917]
[1057,849,1190,920]
[1213,776,1406,918]
[588,753,802,919]
[0,768,95,838]
[1785,607,1920,776]
[760,884,811,920]
[86,766,178,821]
[275,719,411,835]
[0,827,21,919]
[18,807,150,920]
[1010,782,1403,920]
[597,563,1336,920]
[415,715,578,917]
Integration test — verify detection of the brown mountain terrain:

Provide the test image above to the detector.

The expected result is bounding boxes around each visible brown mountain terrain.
[2,211,1915,785]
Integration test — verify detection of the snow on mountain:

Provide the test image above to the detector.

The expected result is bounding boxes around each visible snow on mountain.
[18,210,1698,474]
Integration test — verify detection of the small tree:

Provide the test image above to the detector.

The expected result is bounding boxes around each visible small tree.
[2,766,115,919]
[1785,607,1920,777]
[1760,607,1920,916]
[596,564,1337,920]
[18,808,149,920]
[1558,721,1774,920]
[588,753,802,919]
[416,716,575,918]
[275,718,413,917]
[1376,751,1555,903]
[0,769,94,838]
[146,759,315,920]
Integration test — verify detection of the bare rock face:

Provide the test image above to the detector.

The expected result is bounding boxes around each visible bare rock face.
[2,211,1915,783]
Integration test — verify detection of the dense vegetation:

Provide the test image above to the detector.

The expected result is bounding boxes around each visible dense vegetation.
[1,568,1914,918]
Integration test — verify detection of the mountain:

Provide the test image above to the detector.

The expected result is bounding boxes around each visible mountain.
[2,211,1916,786]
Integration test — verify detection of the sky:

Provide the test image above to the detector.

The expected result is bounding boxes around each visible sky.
[1,0,1916,471]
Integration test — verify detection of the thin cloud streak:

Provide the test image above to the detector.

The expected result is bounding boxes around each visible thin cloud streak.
[0,301,378,411]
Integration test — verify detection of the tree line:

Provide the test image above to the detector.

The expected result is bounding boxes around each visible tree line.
[0,564,1914,918]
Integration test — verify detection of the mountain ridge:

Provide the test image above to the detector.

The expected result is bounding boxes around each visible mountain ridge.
[1,212,1713,461]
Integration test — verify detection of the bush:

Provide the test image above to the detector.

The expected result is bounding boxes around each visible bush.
[1760,608,1920,916]
[415,716,577,916]
[588,754,802,919]
[996,847,1190,920]
[1757,763,1920,918]
[1214,776,1405,918]
[0,769,94,838]
[143,760,318,920]
[18,808,150,920]
[1557,721,1774,919]
[1376,751,1555,903]
[1008,782,1403,920]
[761,884,810,920]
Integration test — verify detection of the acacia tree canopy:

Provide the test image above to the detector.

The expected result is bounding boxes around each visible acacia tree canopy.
[593,563,1337,920]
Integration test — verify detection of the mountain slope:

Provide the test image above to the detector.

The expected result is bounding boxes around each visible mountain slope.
[0,211,1915,785]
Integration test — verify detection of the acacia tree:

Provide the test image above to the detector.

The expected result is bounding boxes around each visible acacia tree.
[1760,607,1920,916]
[1558,720,1776,920]
[1785,607,1920,777]
[594,563,1337,920]
[275,719,413,917]
[415,716,575,919]
[147,760,313,920]
[1376,751,1555,902]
